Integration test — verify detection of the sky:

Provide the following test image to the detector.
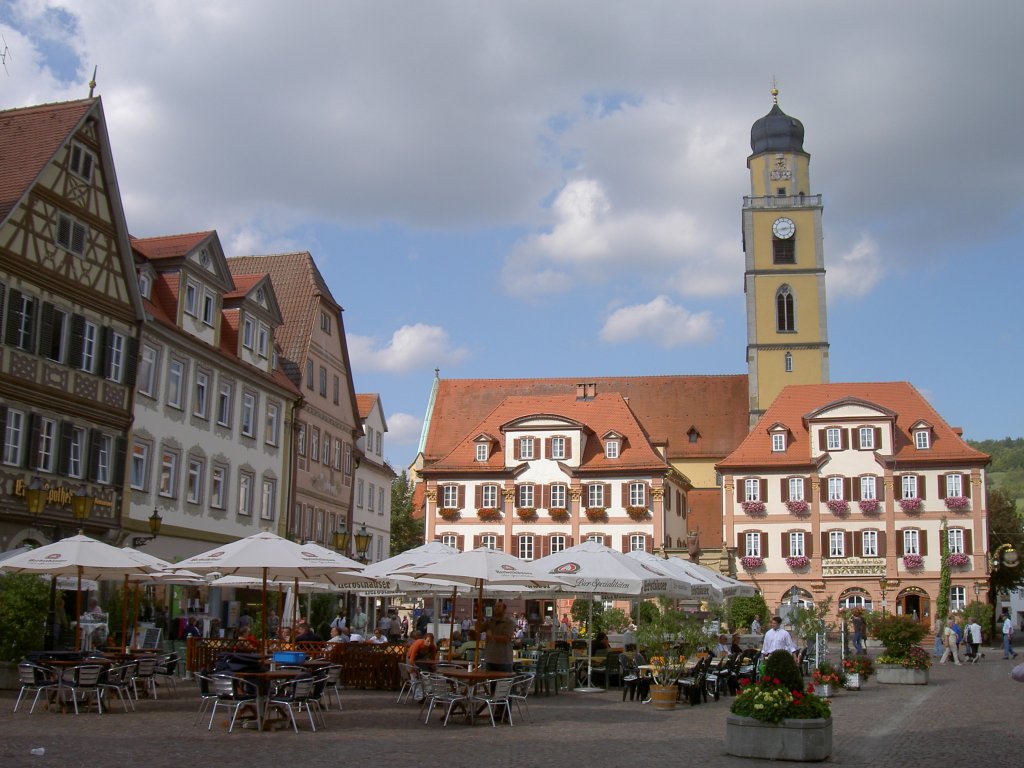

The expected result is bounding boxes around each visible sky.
[3,1,1022,473]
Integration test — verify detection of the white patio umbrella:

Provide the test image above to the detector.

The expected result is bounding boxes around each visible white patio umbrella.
[626,550,756,601]
[113,547,204,651]
[531,541,695,691]
[0,534,161,649]
[393,547,570,667]
[172,531,366,648]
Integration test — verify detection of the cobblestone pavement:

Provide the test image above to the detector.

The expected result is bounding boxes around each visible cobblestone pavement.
[0,651,1020,768]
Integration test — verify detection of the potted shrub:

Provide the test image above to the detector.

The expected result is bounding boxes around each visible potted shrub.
[810,661,844,697]
[727,650,832,761]
[869,614,931,684]
[584,507,606,522]
[841,656,874,689]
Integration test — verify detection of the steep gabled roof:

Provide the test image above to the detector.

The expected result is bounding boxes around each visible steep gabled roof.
[0,99,94,221]
[718,382,989,471]
[423,393,669,474]
[422,375,748,466]
[131,231,214,261]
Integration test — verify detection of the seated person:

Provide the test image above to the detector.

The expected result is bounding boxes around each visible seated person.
[368,628,389,644]
[407,632,437,669]
[714,634,731,657]
[459,629,480,660]
[235,620,257,649]
[730,632,743,655]
[348,631,364,643]
[295,620,320,642]
[592,632,612,657]
[327,626,349,643]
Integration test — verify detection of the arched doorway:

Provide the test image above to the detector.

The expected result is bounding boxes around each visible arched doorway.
[838,588,874,612]
[895,587,930,622]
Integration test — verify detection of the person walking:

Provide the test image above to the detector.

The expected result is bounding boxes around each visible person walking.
[1002,611,1018,659]
[939,619,961,665]
[750,615,762,635]
[850,608,867,655]
[965,616,984,663]
[761,617,798,657]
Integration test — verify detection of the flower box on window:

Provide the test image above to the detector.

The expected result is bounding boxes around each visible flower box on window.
[784,499,810,516]
[477,508,502,522]
[944,496,970,512]
[826,498,850,516]
[549,507,569,521]
[902,553,924,570]
[626,506,650,521]
[785,555,810,569]
[858,498,881,514]
[515,507,537,521]
[740,555,764,570]
[438,508,460,521]
[898,497,923,514]
[741,500,767,516]
[946,552,970,568]
[584,508,607,522]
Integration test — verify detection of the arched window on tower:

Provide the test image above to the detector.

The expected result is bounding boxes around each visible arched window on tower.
[776,285,795,332]
[784,351,793,372]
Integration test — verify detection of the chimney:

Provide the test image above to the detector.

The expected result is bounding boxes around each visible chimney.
[586,382,597,399]
[576,383,586,400]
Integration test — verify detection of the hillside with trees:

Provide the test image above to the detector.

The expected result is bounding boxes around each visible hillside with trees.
[968,438,1024,507]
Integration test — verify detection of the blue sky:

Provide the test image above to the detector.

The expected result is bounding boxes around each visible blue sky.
[3,1,1022,472]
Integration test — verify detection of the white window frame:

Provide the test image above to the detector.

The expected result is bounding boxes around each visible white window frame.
[238,472,254,516]
[950,586,966,612]
[860,476,877,501]
[744,532,761,558]
[772,433,786,452]
[586,534,604,544]
[480,534,498,549]
[378,487,385,515]
[549,484,567,510]
[129,440,149,490]
[368,483,376,512]
[900,475,918,499]
[320,312,331,333]
[550,535,567,554]
[903,529,920,556]
[789,531,805,558]
[310,428,319,462]
[518,535,535,561]
[442,485,459,509]
[744,478,761,502]
[827,476,844,501]
[519,437,534,460]
[629,534,647,552]
[265,402,280,446]
[356,478,365,508]
[240,391,257,438]
[788,477,805,502]
[159,449,178,498]
[862,530,878,558]
[946,474,963,497]
[587,484,605,508]
[859,427,875,450]
[914,430,930,450]
[138,272,151,299]
[210,465,226,509]
[95,434,112,485]
[629,482,646,507]
[167,359,185,409]
[187,458,204,504]
[106,331,125,383]
[139,344,158,397]
[825,428,842,451]
[333,439,341,470]
[80,320,98,373]
[440,533,459,550]
[948,528,965,555]
[551,436,566,460]
[67,427,86,479]
[242,317,255,350]
[257,323,269,358]
[3,410,25,466]
[829,530,845,558]
[35,418,57,472]
[261,479,276,521]
[518,484,535,508]
[184,279,199,317]
[217,382,233,427]
[476,444,488,462]
[201,290,215,326]
[193,371,210,419]
[605,439,619,459]
[481,484,498,509]
[13,294,35,351]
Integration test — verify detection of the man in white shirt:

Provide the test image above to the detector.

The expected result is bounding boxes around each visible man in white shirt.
[1002,612,1018,659]
[761,617,798,657]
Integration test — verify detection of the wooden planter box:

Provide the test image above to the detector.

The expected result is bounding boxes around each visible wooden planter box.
[726,715,832,762]
[875,664,929,685]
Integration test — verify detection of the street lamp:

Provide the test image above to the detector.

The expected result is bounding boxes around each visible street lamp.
[131,509,163,548]
[878,576,892,614]
[70,484,95,532]
[333,519,350,554]
[25,475,48,516]
[354,524,371,563]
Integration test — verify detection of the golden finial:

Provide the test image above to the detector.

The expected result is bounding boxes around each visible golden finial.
[88,65,97,98]
[771,77,779,105]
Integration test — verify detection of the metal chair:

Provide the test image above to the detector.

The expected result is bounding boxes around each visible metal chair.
[60,664,105,714]
[98,663,136,712]
[206,674,260,732]
[192,672,220,727]
[474,677,516,727]
[396,662,424,703]
[509,673,535,722]
[322,664,344,711]
[131,656,159,700]
[420,672,470,726]
[265,677,318,732]
[153,652,179,695]
[13,662,59,714]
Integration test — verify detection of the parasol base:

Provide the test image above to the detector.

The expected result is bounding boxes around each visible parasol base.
[574,686,605,693]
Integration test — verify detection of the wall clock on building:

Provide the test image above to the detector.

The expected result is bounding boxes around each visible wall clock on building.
[772,217,795,239]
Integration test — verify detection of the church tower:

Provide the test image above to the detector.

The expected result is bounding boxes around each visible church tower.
[744,90,829,427]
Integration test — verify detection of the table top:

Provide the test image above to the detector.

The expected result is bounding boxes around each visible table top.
[440,669,516,683]
[40,658,114,667]
[233,668,308,680]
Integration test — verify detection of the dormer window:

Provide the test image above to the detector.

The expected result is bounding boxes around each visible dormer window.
[517,437,535,461]
[687,428,700,444]
[605,439,619,459]
[184,279,199,316]
[475,444,488,462]
[242,317,255,350]
[914,429,930,450]
[137,272,152,300]
[771,433,786,452]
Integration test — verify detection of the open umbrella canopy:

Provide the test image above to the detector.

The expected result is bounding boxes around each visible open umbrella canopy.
[0,534,159,579]
[391,546,569,590]
[361,541,473,595]
[531,540,694,598]
[627,550,756,600]
[172,530,364,585]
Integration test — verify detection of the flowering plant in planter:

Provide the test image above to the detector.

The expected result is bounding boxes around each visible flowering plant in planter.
[826,498,850,516]
[871,615,931,669]
[898,497,923,513]
[584,507,606,522]
[785,555,810,569]
[944,496,970,511]
[842,656,875,679]
[784,499,810,516]
[858,498,881,514]
[811,662,845,687]
[741,500,767,516]
[730,678,831,723]
[740,555,764,570]
[877,645,932,670]
[626,506,650,521]
[438,508,461,521]
[515,507,537,521]
[946,552,970,567]
[476,508,502,522]
[902,553,924,569]
[548,507,569,521]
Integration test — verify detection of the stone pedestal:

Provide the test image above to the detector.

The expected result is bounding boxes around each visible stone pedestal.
[725,715,832,761]
[875,664,929,685]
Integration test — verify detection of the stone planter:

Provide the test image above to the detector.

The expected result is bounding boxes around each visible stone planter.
[818,683,834,698]
[0,661,19,691]
[725,714,832,761]
[875,664,928,685]
[649,683,677,711]
[845,672,860,690]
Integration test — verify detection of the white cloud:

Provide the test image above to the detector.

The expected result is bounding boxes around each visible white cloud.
[827,235,884,299]
[348,324,468,374]
[600,295,717,348]
[384,412,423,447]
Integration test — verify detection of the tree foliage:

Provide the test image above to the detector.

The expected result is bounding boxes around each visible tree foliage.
[390,471,423,555]
[0,574,49,662]
[988,488,1024,594]
[937,519,951,621]
[728,594,769,632]
[868,614,927,657]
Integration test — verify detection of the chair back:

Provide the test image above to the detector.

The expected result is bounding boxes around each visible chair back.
[106,664,133,685]
[73,664,104,686]
[210,674,238,698]
[18,662,48,685]
[490,678,515,701]
[136,656,158,677]
[158,653,179,675]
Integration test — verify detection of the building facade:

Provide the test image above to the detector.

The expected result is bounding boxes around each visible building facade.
[718,382,990,617]
[0,98,144,549]
[354,393,395,565]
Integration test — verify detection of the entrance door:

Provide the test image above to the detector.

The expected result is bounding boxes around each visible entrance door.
[897,592,929,622]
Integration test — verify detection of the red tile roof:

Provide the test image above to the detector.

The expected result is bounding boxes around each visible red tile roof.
[0,99,94,221]
[356,394,379,420]
[718,382,989,470]
[423,375,748,466]
[424,392,669,474]
[131,231,214,261]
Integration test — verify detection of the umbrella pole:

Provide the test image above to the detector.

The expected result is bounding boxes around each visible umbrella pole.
[261,568,268,654]
[121,575,129,652]
[575,596,603,693]
[448,587,457,660]
[74,566,83,651]
[473,581,483,670]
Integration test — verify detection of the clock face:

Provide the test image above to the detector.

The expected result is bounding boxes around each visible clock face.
[772,217,795,239]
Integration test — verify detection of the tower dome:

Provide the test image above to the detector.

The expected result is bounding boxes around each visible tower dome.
[750,93,805,155]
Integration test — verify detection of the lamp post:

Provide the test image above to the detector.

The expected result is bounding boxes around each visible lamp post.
[69,484,95,532]
[131,509,163,548]
[354,524,371,564]
[878,576,892,614]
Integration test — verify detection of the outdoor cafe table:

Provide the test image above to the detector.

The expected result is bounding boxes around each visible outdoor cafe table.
[232,668,309,731]
[431,668,516,726]
[35,657,114,713]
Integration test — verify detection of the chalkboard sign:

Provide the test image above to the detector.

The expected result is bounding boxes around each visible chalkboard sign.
[140,627,162,649]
